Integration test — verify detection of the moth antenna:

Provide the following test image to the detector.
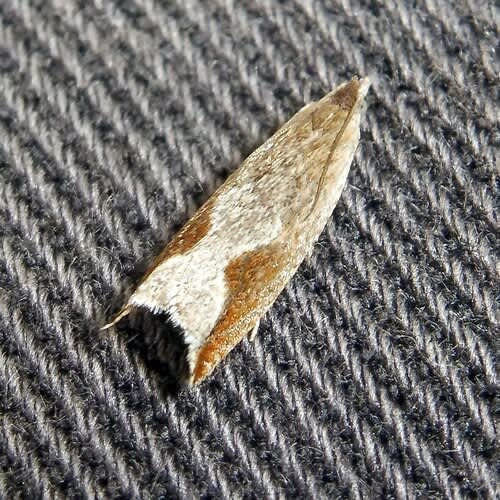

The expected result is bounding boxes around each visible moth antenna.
[100,305,132,331]
[307,82,361,218]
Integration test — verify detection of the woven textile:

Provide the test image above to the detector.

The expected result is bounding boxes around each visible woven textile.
[0,0,498,498]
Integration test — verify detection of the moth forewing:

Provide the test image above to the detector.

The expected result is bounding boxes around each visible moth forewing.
[103,77,370,385]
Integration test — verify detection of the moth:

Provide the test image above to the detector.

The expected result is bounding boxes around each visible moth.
[104,77,370,384]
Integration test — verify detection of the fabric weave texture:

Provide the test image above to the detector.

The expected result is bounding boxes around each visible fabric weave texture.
[0,0,498,498]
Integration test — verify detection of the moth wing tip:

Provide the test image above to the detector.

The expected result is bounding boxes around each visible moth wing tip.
[184,365,203,387]
[184,341,221,386]
[185,349,204,386]
[354,76,371,100]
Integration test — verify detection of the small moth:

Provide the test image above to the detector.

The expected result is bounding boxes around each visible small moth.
[104,77,370,384]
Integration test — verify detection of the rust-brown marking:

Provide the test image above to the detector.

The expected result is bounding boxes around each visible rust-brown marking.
[139,198,215,284]
[330,78,359,111]
[192,242,288,383]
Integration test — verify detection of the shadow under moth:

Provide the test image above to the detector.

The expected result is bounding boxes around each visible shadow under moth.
[103,77,371,385]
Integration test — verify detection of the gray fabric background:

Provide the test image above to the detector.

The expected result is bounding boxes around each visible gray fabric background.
[0,0,498,498]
